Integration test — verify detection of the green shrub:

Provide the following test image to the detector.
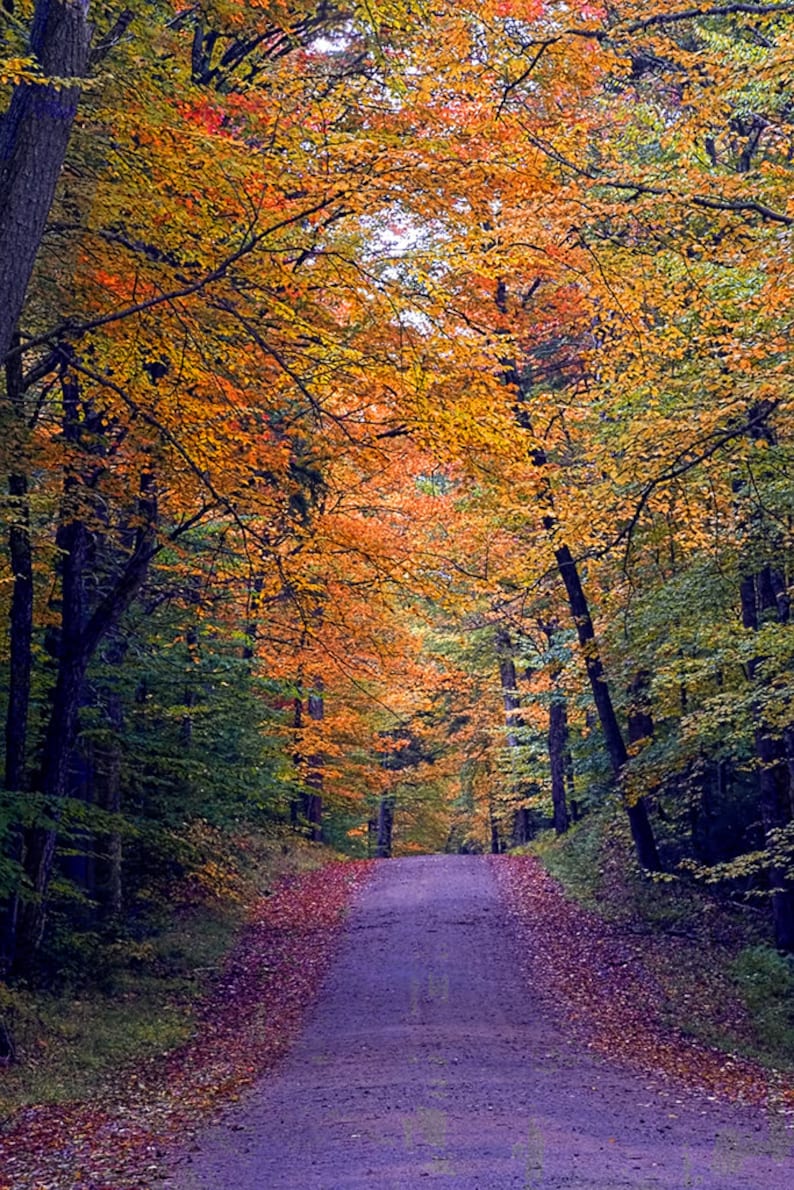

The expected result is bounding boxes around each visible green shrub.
[731,945,794,1062]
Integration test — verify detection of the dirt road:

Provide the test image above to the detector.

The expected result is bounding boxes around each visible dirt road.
[167,855,792,1188]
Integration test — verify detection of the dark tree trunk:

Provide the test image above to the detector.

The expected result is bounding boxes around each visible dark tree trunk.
[101,696,124,919]
[375,793,395,858]
[290,694,303,828]
[95,635,125,918]
[496,627,535,845]
[1,339,33,971]
[564,740,578,820]
[627,671,654,752]
[548,697,571,835]
[741,569,794,952]
[62,744,96,914]
[496,628,523,750]
[12,467,157,972]
[489,805,501,855]
[554,543,661,871]
[305,680,324,842]
[511,807,532,846]
[3,340,33,795]
[543,622,571,836]
[180,625,199,747]
[242,573,264,663]
[0,0,91,366]
[14,361,91,966]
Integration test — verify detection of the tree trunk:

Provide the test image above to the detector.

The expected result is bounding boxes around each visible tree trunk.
[0,0,92,366]
[565,749,579,822]
[511,807,532,846]
[548,696,571,835]
[3,339,33,795]
[554,543,662,871]
[12,467,156,972]
[496,627,535,845]
[489,799,501,854]
[740,569,794,952]
[627,671,654,753]
[13,361,91,967]
[290,694,303,828]
[375,793,395,858]
[542,622,571,836]
[95,636,125,919]
[1,339,34,971]
[242,573,264,662]
[102,706,124,920]
[496,628,523,749]
[305,680,324,842]
[180,625,199,747]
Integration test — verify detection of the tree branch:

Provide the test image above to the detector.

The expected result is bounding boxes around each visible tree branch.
[622,4,794,34]
[606,400,783,568]
[89,9,135,68]
[5,193,349,366]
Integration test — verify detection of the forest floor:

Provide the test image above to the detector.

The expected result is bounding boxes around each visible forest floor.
[1,853,793,1188]
[0,859,372,1190]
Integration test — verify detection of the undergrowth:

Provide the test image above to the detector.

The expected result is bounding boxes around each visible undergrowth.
[531,807,794,1074]
[0,828,334,1118]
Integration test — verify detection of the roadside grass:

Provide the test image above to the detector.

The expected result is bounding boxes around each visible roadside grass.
[0,829,335,1119]
[531,808,794,1075]
[730,946,794,1066]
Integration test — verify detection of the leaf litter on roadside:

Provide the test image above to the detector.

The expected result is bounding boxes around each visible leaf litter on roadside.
[494,855,794,1123]
[0,860,372,1190]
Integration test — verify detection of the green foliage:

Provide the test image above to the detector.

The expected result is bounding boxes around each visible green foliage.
[534,810,794,1072]
[731,946,794,1065]
[0,829,328,1113]
[532,815,605,905]
[0,941,203,1115]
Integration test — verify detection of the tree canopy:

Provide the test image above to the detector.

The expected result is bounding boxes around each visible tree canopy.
[2,0,793,975]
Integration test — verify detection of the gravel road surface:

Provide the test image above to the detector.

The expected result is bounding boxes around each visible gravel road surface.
[168,854,793,1188]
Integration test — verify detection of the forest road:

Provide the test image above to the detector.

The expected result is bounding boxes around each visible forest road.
[166,854,793,1189]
